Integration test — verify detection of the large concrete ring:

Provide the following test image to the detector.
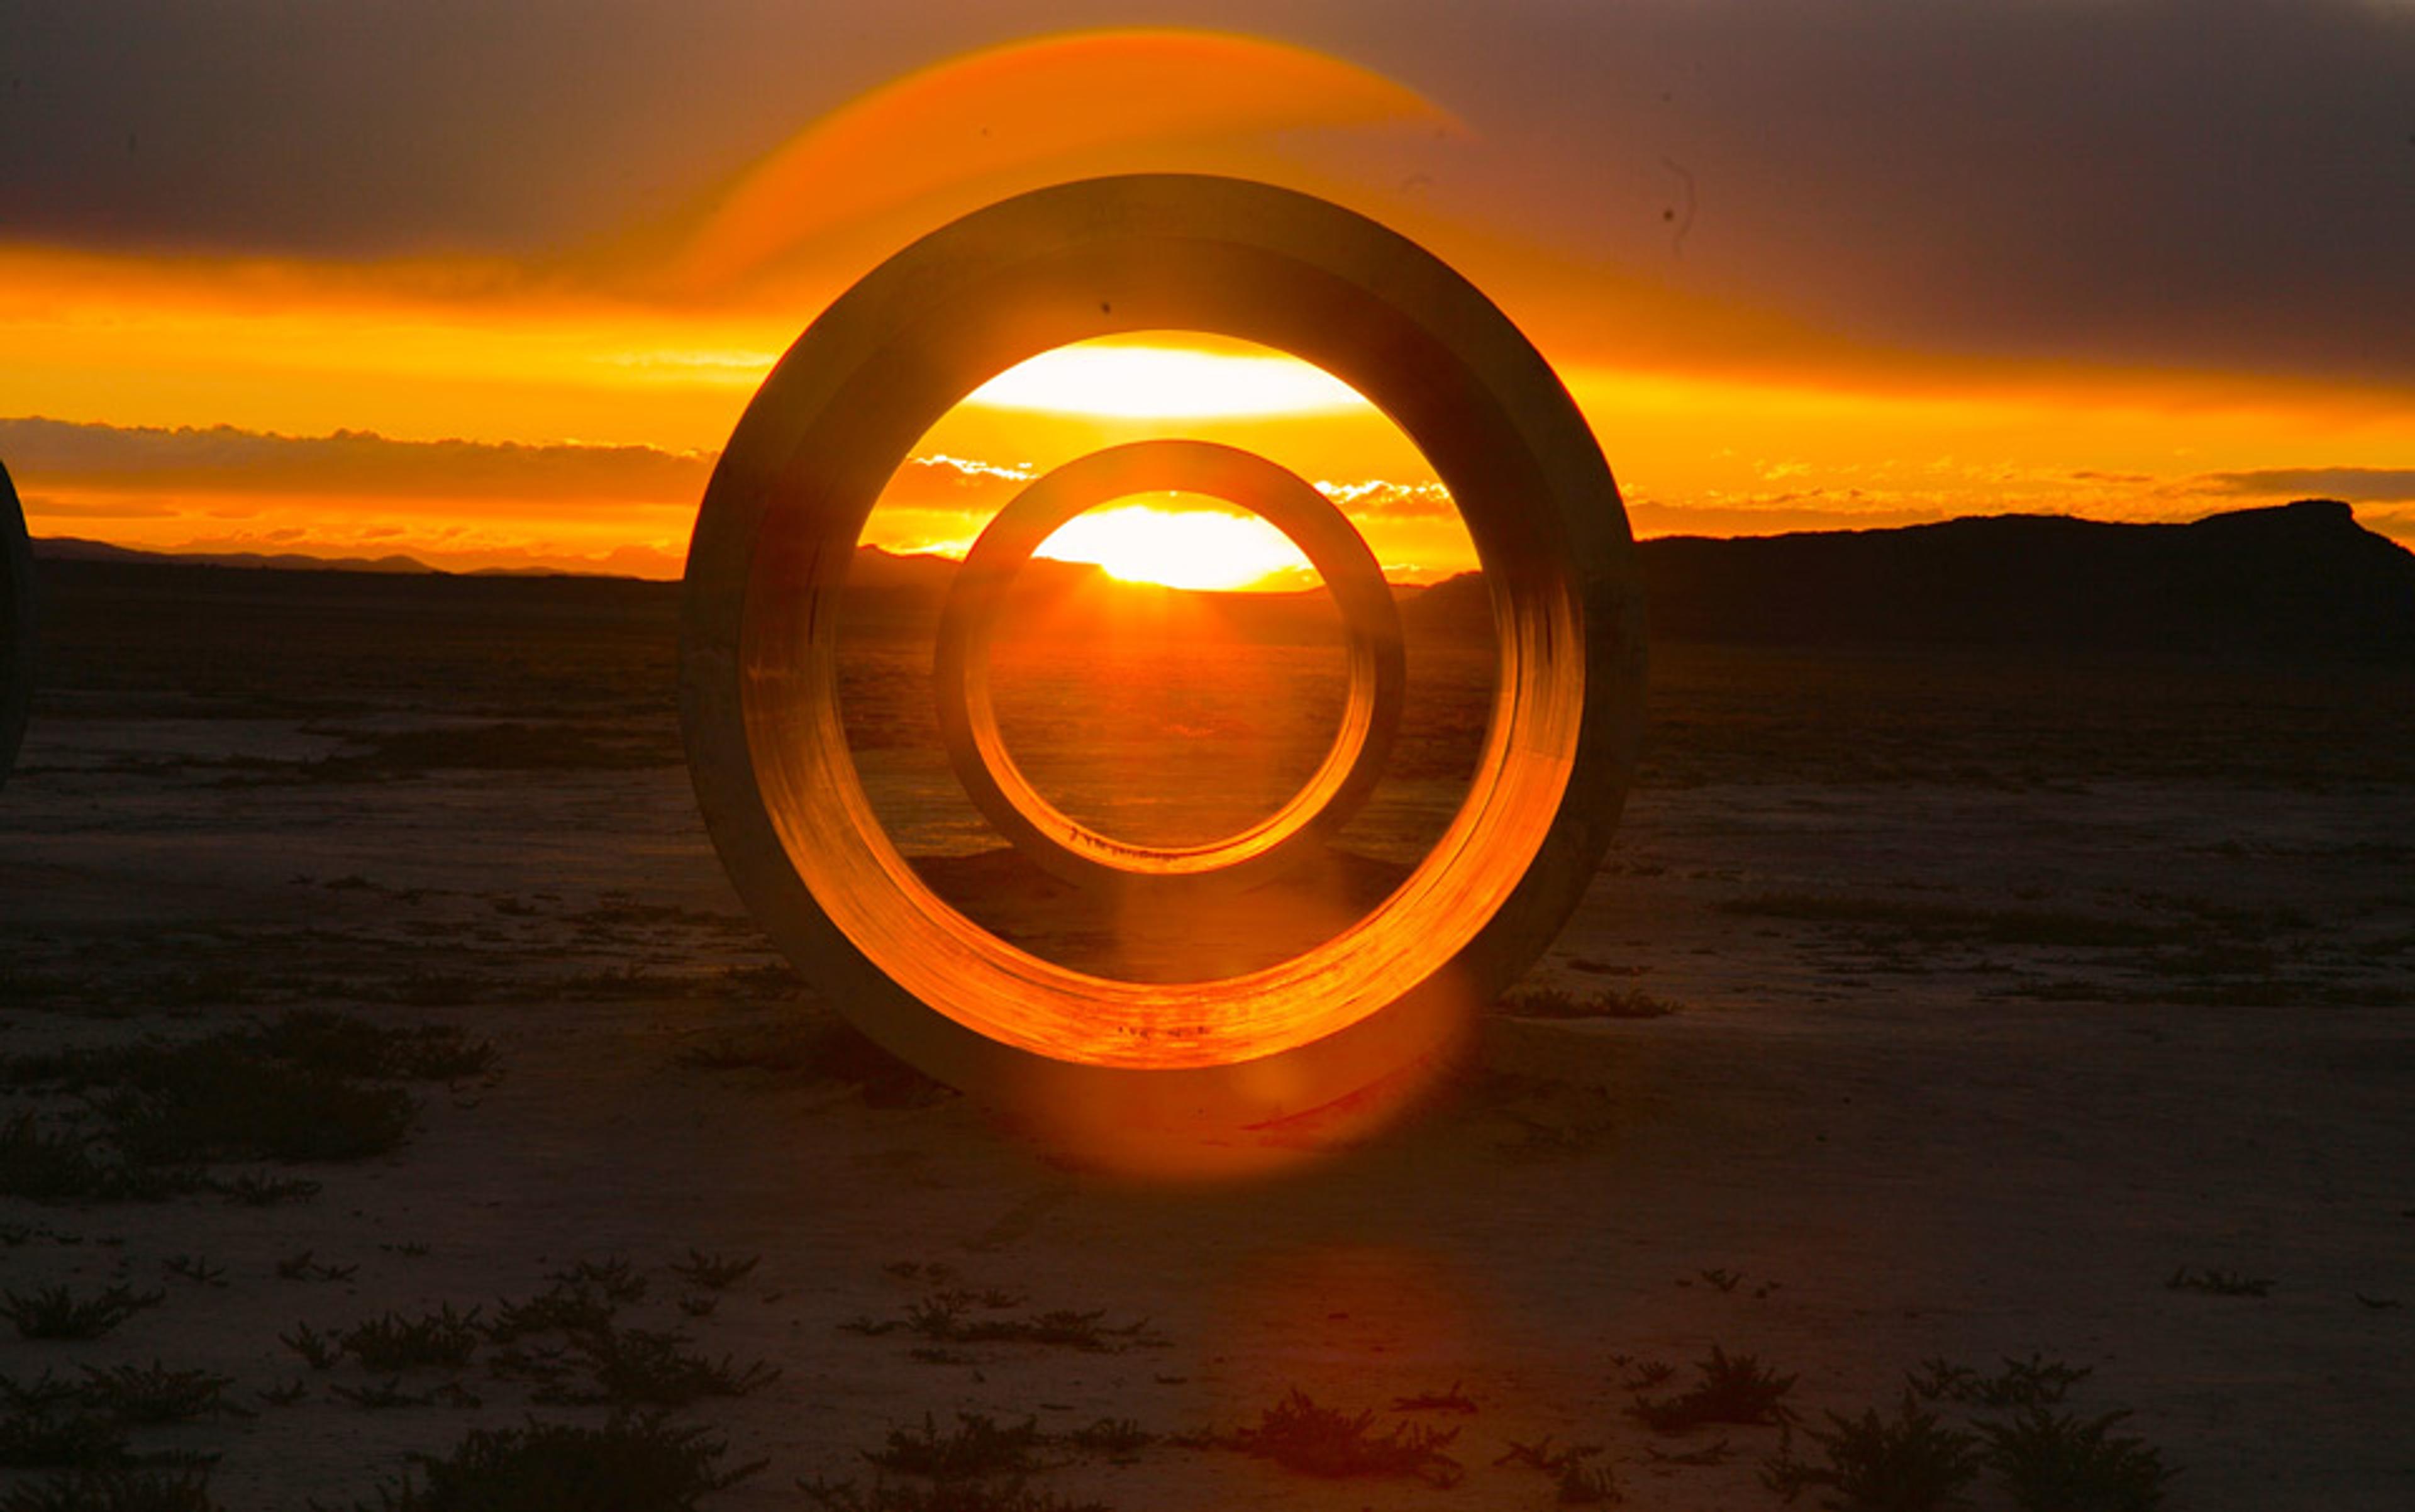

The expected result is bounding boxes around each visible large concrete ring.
[1,460,33,791]
[931,439,1406,899]
[680,174,1645,1155]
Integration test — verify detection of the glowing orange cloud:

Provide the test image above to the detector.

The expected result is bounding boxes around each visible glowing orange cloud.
[668,29,1458,292]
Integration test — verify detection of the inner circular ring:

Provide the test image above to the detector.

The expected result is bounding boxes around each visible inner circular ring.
[931,439,1407,896]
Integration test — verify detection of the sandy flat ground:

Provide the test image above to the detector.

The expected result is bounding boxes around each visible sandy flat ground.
[4,628,2415,1509]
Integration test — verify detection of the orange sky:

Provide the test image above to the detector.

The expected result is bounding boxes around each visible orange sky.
[3,20,2410,581]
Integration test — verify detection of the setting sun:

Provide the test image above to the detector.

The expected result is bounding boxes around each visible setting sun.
[1031,500,1314,591]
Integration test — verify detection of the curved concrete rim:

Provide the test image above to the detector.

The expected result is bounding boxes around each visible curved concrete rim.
[931,438,1406,897]
[679,174,1644,1152]
[0,460,32,791]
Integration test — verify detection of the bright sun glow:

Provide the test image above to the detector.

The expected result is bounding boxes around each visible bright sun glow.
[1033,501,1314,591]
[967,344,1370,420]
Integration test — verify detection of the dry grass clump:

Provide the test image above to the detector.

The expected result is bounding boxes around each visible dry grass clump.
[1214,1387,1463,1487]
[1762,1392,1984,1510]
[337,1306,484,1372]
[845,1291,1160,1352]
[0,1012,492,1201]
[333,1413,760,1511]
[1499,986,1681,1020]
[861,1415,1049,1480]
[799,1413,1107,1512]
[3,1285,165,1341]
[2164,1265,2272,1298]
[1907,1355,2093,1409]
[1496,1437,1618,1504]
[0,1467,223,1512]
[1979,1408,2176,1511]
[1767,1362,2179,1512]
[1628,1346,1797,1432]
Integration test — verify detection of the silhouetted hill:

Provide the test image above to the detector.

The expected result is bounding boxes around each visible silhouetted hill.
[1407,501,2415,662]
[31,500,2414,663]
[34,535,443,574]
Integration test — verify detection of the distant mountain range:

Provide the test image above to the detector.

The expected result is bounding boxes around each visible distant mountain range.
[31,500,2415,662]
[32,536,563,576]
[1406,499,2415,662]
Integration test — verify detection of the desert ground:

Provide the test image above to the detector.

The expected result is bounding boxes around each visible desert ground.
[3,562,2413,1509]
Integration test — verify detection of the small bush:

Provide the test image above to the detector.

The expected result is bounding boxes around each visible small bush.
[798,1480,1105,1512]
[487,1276,623,1342]
[1390,1382,1476,1414]
[863,1416,1047,1481]
[847,1294,1159,1352]
[1500,986,1680,1019]
[1497,1437,1619,1503]
[208,1174,320,1206]
[1063,1418,1152,1458]
[1907,1355,2092,1410]
[2164,1266,2271,1298]
[0,1405,128,1469]
[1,1015,485,1189]
[1221,1387,1462,1486]
[1980,1408,2176,1511]
[531,1327,777,1407]
[161,1257,225,1287]
[280,1323,341,1370]
[253,1011,493,1082]
[77,1362,234,1425]
[0,1116,141,1204]
[1762,1393,1984,1511]
[101,1048,413,1165]
[339,1306,482,1371]
[0,1467,221,1512]
[3,1285,165,1341]
[665,1248,758,1291]
[1629,1346,1797,1432]
[545,1257,646,1306]
[340,1414,760,1511]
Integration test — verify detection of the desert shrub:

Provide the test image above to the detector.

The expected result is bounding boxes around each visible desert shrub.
[1907,1355,2092,1410]
[1629,1345,1797,1431]
[99,1044,413,1164]
[0,1404,128,1469]
[0,1115,121,1203]
[846,1294,1159,1352]
[1497,1437,1620,1503]
[336,1414,758,1511]
[279,1324,341,1370]
[1762,1393,1983,1511]
[252,1011,493,1082]
[2163,1266,2271,1298]
[338,1306,483,1371]
[0,1014,487,1184]
[526,1326,777,1407]
[3,1285,165,1341]
[487,1283,619,1343]
[77,1362,233,1425]
[1501,986,1680,1019]
[0,1467,221,1512]
[208,1173,321,1206]
[1979,1408,2176,1511]
[798,1480,1105,1512]
[1219,1387,1462,1486]
[545,1257,646,1305]
[863,1416,1047,1480]
[1063,1418,1152,1457]
[665,1248,758,1291]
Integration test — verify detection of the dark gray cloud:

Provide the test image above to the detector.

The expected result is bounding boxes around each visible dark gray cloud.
[0,415,711,499]
[3,1,2411,386]
[2192,467,2415,502]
